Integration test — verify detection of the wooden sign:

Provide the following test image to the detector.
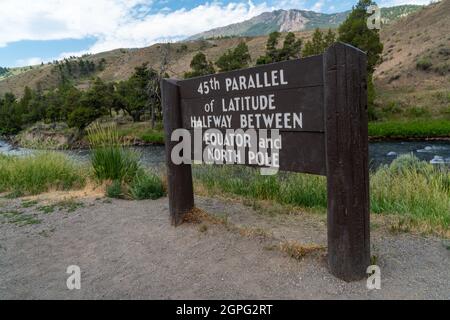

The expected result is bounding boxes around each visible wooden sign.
[161,42,370,282]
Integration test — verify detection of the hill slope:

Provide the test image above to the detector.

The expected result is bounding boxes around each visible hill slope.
[375,0,450,89]
[0,32,317,97]
[372,0,450,120]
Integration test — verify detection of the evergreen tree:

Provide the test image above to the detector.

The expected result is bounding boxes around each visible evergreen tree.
[338,0,383,118]
[324,29,336,48]
[257,32,302,65]
[279,32,302,61]
[302,28,336,57]
[184,53,215,78]
[215,42,251,72]
[338,0,383,74]
[0,93,22,134]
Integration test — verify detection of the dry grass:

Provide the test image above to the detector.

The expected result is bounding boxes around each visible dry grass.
[375,0,450,91]
[279,241,326,260]
[183,207,229,226]
[19,180,107,203]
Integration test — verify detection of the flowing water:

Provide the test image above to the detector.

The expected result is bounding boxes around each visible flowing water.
[1,139,450,170]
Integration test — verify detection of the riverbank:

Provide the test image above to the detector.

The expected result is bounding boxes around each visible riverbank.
[369,120,450,140]
[2,121,165,151]
[3,119,450,151]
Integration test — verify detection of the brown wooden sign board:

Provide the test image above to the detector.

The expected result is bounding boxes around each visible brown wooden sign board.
[161,42,370,282]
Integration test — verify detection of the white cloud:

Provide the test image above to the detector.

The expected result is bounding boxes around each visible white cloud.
[311,0,324,11]
[5,0,433,65]
[15,57,45,66]
[1,0,271,57]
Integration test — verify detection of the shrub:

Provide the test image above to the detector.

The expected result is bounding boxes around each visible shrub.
[381,101,403,116]
[438,47,450,57]
[416,57,433,71]
[433,63,450,76]
[408,106,430,118]
[388,154,430,175]
[67,107,98,130]
[129,171,165,200]
[106,180,124,199]
[441,106,450,117]
[87,122,139,182]
[388,74,401,83]
[90,146,139,182]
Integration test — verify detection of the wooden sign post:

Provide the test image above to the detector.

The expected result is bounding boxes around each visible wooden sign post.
[162,42,370,281]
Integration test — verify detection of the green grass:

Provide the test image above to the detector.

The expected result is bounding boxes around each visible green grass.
[416,57,433,71]
[116,122,165,144]
[37,205,56,214]
[87,122,140,182]
[369,120,450,138]
[106,180,124,199]
[129,171,166,200]
[38,200,84,213]
[193,155,450,234]
[0,152,86,196]
[90,146,139,182]
[55,199,84,212]
[0,210,41,226]
[89,123,166,201]
[193,165,327,210]
[140,131,165,144]
[21,200,39,208]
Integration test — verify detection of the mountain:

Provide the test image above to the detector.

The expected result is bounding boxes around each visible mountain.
[188,5,423,40]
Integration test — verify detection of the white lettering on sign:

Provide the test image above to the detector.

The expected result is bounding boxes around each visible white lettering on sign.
[240,112,303,130]
[191,115,232,128]
[197,77,220,95]
[222,94,276,112]
[224,69,288,92]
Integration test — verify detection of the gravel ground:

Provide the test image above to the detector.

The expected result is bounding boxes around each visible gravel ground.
[0,194,448,300]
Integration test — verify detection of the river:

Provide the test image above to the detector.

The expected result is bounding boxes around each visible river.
[1,139,450,170]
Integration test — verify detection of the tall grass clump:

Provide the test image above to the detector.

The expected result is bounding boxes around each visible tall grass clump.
[193,165,327,210]
[129,170,165,200]
[87,122,139,182]
[193,156,449,232]
[0,152,86,195]
[88,122,166,200]
[370,154,450,230]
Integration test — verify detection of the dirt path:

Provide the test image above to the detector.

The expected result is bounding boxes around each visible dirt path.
[0,194,448,299]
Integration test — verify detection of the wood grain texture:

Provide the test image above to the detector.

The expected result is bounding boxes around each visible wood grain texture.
[324,42,370,281]
[162,79,195,226]
[181,86,325,132]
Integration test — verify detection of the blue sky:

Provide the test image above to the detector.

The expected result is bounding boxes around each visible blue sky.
[0,0,431,68]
